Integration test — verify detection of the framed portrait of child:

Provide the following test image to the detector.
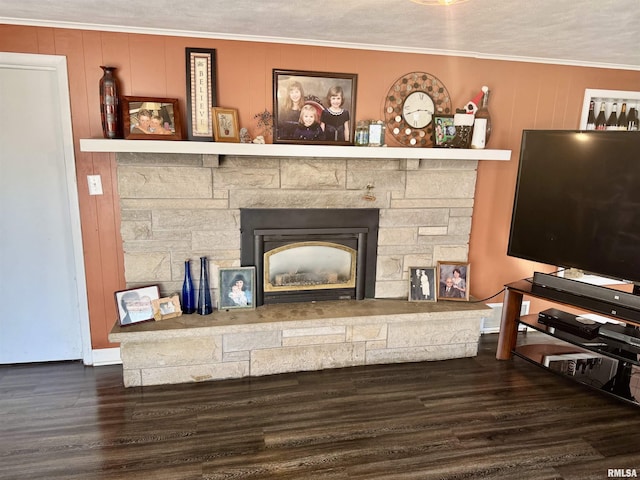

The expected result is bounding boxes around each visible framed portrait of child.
[218,267,256,310]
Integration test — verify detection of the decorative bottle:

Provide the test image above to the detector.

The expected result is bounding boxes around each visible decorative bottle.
[471,86,491,149]
[99,66,120,139]
[606,102,618,130]
[476,86,492,144]
[585,100,596,130]
[627,107,639,131]
[595,102,607,130]
[197,256,213,315]
[616,102,628,130]
[181,259,196,314]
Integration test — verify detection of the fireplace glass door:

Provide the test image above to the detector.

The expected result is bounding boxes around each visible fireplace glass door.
[264,241,356,293]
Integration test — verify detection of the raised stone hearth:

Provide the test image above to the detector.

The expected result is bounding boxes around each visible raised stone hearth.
[110,150,489,386]
[110,298,489,387]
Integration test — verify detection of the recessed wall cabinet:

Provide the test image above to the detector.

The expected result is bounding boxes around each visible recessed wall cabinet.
[579,88,640,129]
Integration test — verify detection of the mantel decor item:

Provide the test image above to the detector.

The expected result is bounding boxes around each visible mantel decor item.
[181,259,196,314]
[273,69,357,145]
[122,96,182,140]
[432,114,456,147]
[384,71,452,147]
[368,120,385,146]
[99,66,120,139]
[437,261,470,301]
[212,107,240,142]
[408,267,437,302]
[218,267,256,310]
[185,48,217,141]
[115,285,160,326]
[152,294,182,321]
[197,256,213,315]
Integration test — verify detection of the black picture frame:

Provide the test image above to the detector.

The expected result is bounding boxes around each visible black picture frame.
[115,285,160,326]
[273,69,357,145]
[408,267,437,302]
[433,114,456,147]
[185,48,217,141]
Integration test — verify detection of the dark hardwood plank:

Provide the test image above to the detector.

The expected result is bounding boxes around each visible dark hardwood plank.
[1,333,639,479]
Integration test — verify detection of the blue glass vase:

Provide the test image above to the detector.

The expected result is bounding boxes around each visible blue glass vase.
[181,260,196,314]
[197,256,213,315]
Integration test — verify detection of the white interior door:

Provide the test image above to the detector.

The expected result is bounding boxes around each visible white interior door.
[0,53,91,364]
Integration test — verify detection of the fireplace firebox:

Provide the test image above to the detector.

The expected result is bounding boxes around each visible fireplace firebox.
[240,209,379,305]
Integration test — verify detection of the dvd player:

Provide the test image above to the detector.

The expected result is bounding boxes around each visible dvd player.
[598,323,640,347]
[538,308,601,339]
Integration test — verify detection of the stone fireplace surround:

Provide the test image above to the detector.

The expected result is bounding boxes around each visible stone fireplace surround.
[108,148,490,386]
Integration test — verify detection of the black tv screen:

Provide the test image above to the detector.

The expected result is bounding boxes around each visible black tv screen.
[508,130,640,284]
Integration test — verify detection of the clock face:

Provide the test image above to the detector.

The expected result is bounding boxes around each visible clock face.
[384,72,452,147]
[402,91,435,129]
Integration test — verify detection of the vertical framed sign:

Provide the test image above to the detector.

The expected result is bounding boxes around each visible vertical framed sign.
[185,48,217,141]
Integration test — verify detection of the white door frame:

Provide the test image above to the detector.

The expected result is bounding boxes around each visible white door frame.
[0,52,92,364]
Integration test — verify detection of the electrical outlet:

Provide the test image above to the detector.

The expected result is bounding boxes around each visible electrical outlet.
[87,175,103,195]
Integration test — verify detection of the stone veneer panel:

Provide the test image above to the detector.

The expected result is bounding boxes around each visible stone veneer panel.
[116,153,477,297]
[111,152,489,388]
[110,299,489,387]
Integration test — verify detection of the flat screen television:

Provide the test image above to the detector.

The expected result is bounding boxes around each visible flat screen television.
[508,130,640,287]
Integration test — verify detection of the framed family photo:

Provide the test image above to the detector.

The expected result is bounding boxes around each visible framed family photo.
[185,47,217,141]
[115,285,160,326]
[433,114,456,147]
[437,261,470,301]
[152,294,182,321]
[408,267,436,302]
[212,107,240,142]
[122,96,182,140]
[218,267,256,310]
[273,69,357,146]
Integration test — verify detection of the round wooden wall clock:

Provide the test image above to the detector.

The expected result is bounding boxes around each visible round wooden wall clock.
[384,72,452,147]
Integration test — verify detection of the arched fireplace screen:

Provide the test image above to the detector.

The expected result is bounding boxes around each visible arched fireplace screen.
[264,241,357,292]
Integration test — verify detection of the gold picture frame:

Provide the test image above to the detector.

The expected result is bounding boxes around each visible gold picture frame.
[212,107,240,142]
[437,261,470,301]
[151,294,182,321]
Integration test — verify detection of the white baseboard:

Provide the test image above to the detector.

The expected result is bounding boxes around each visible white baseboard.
[91,347,122,366]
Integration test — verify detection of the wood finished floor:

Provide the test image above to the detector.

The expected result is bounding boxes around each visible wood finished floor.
[1,333,639,480]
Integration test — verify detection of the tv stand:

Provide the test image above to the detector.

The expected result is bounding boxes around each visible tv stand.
[497,278,640,407]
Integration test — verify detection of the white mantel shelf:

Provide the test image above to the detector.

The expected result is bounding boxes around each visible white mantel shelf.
[80,139,511,161]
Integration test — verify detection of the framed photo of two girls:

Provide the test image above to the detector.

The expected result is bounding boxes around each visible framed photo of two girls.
[273,69,357,146]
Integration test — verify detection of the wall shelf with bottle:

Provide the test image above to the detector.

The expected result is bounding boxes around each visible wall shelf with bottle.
[580,88,640,131]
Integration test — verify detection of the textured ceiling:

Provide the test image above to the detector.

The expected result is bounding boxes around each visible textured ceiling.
[1,0,639,69]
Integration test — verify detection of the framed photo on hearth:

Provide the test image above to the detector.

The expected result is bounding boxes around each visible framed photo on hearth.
[408,267,436,302]
[115,285,160,326]
[437,262,470,301]
[151,294,182,321]
[273,69,357,145]
[218,267,256,310]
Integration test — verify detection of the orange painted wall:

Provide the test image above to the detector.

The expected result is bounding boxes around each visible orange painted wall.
[2,24,639,348]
